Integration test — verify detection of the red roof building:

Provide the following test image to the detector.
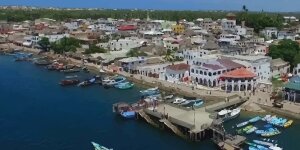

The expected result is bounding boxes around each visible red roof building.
[221,68,256,78]
[220,68,257,92]
[117,25,137,31]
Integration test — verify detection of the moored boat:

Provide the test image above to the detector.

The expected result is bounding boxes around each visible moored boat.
[253,140,274,147]
[102,76,126,86]
[114,82,134,89]
[249,116,261,123]
[284,120,293,128]
[120,111,136,119]
[172,98,186,104]
[60,68,81,73]
[59,79,80,86]
[91,141,113,150]
[140,87,160,97]
[218,108,240,122]
[236,121,249,128]
[65,75,78,79]
[261,128,281,137]
[246,126,258,134]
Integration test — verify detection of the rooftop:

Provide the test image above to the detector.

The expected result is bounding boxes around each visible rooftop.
[217,58,244,69]
[221,68,256,78]
[271,58,289,67]
[166,63,190,71]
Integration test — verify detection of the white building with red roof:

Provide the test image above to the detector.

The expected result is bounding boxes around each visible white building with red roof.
[165,63,190,83]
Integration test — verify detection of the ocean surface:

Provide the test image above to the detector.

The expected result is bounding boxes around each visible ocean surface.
[0,55,298,150]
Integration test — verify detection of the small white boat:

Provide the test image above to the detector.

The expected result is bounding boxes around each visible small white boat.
[91,141,113,150]
[218,108,240,122]
[173,98,186,104]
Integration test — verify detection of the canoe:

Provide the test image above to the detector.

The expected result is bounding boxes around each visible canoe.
[253,140,274,147]
[114,82,134,89]
[236,121,249,128]
[261,128,281,137]
[246,126,258,134]
[249,116,261,123]
[284,120,293,128]
[255,130,265,135]
[243,125,254,133]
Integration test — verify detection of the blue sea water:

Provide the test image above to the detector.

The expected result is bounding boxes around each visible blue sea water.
[0,55,216,150]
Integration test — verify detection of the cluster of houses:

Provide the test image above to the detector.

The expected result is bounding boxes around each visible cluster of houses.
[1,12,300,101]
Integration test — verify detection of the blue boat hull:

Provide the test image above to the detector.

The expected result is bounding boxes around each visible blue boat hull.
[120,111,136,119]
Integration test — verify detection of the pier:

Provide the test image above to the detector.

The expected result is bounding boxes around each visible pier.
[133,96,247,148]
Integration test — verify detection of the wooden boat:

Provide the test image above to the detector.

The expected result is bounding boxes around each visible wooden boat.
[140,87,159,96]
[114,82,134,89]
[253,140,274,147]
[65,75,78,79]
[218,108,240,122]
[120,111,136,119]
[246,126,258,134]
[61,68,81,73]
[261,128,281,137]
[249,116,261,123]
[236,121,249,128]
[77,78,95,87]
[91,141,113,150]
[102,76,126,86]
[284,120,293,128]
[242,125,254,133]
[59,79,80,86]
[34,59,52,66]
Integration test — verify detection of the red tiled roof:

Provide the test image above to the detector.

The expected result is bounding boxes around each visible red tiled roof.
[167,63,190,71]
[221,68,256,78]
[118,25,137,31]
[202,64,223,70]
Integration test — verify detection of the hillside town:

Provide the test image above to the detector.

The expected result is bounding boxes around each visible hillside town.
[1,12,299,99]
[2,5,300,150]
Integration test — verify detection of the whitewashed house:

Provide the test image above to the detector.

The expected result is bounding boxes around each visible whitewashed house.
[277,31,297,41]
[109,37,145,51]
[293,64,300,76]
[260,27,278,39]
[223,55,272,82]
[271,58,290,77]
[165,63,190,83]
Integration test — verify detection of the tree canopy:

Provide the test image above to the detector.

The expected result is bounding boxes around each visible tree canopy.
[38,37,50,51]
[50,37,80,54]
[268,39,300,67]
[84,44,106,54]
[126,48,148,57]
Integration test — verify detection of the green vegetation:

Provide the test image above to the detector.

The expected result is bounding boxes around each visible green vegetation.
[84,44,106,54]
[268,39,300,68]
[126,48,148,57]
[0,8,284,33]
[50,37,80,54]
[37,37,50,51]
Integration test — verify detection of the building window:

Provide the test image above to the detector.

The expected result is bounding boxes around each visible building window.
[196,70,199,74]
[213,72,216,75]
[204,72,207,75]
[191,69,194,73]
[200,71,203,75]
[208,72,212,76]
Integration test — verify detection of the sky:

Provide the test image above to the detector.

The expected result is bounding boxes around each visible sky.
[1,0,300,12]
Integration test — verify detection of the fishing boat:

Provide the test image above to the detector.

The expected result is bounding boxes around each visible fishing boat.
[246,126,258,134]
[262,115,272,121]
[65,75,78,79]
[120,111,136,119]
[218,108,240,122]
[193,99,204,107]
[172,98,187,104]
[261,128,281,137]
[253,140,274,147]
[284,120,293,128]
[255,130,265,135]
[34,59,52,66]
[59,79,80,86]
[78,78,96,87]
[243,125,254,133]
[269,145,283,150]
[236,121,249,128]
[114,82,134,89]
[179,100,192,106]
[249,116,261,123]
[102,76,126,86]
[91,141,113,150]
[140,87,160,96]
[60,68,81,73]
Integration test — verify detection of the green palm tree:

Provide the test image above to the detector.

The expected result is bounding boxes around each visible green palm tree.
[164,49,175,62]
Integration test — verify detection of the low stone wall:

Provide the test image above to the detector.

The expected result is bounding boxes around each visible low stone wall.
[258,103,300,119]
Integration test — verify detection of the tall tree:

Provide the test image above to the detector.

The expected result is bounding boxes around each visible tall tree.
[38,37,50,51]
